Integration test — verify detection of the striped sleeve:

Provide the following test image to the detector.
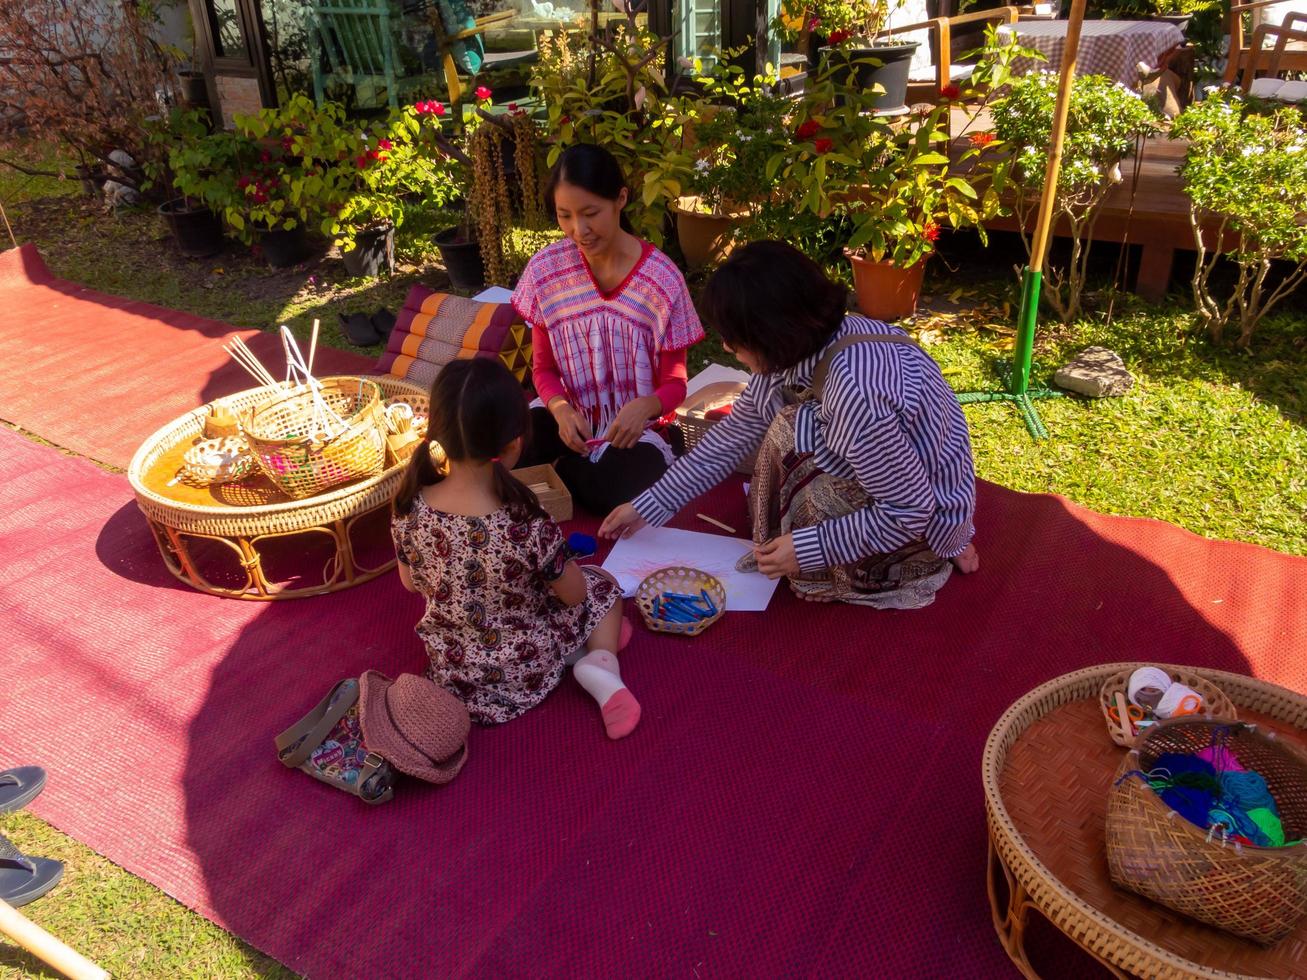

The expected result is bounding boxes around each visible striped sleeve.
[790,354,935,573]
[631,375,778,525]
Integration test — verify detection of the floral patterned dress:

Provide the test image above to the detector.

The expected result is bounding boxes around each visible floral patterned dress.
[391,498,620,724]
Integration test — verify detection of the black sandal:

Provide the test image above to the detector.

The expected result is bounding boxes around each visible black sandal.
[0,767,46,814]
[0,834,63,907]
[338,312,381,347]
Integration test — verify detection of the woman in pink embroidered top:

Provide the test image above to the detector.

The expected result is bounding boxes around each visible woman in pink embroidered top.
[511,144,704,515]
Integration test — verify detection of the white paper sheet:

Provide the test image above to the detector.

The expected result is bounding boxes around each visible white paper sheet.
[601,525,780,612]
[683,363,752,400]
[472,286,514,304]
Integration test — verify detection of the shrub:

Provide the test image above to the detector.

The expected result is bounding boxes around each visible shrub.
[991,71,1160,323]
[1172,90,1307,346]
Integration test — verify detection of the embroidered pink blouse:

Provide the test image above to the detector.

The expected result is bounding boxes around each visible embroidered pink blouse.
[511,238,704,431]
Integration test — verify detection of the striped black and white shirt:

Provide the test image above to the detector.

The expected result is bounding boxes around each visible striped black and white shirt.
[632,315,977,571]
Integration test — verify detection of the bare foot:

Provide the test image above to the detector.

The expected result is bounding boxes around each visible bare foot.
[951,543,980,574]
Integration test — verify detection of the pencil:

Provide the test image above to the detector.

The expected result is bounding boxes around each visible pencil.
[696,513,736,534]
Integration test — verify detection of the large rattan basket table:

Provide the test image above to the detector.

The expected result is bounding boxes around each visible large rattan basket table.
[984,663,1307,979]
[127,376,427,600]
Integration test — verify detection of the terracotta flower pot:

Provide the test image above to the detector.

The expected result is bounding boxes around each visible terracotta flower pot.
[674,196,747,270]
[847,250,928,321]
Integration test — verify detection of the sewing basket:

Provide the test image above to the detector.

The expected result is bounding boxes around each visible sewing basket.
[1098,666,1238,747]
[242,377,386,499]
[1106,719,1307,945]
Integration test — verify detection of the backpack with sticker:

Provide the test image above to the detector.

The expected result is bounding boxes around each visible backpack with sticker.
[275,673,469,804]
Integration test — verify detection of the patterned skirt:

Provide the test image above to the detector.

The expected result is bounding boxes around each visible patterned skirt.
[738,405,952,608]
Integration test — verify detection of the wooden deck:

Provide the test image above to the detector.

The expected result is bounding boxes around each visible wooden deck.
[948,106,1207,300]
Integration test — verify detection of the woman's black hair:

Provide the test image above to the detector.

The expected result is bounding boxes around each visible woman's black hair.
[544,143,635,234]
[392,358,548,522]
[698,241,848,373]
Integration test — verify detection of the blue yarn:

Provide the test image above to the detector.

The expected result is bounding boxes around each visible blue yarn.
[1158,784,1220,829]
[566,533,596,558]
[1219,770,1277,812]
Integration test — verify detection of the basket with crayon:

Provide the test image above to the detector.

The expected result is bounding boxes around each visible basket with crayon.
[635,566,726,637]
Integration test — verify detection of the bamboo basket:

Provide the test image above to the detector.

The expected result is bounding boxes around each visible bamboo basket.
[1106,719,1307,946]
[635,566,726,637]
[1098,666,1238,747]
[242,378,386,499]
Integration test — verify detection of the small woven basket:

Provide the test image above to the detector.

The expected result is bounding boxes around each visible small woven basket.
[1099,666,1238,747]
[179,436,257,487]
[242,377,386,499]
[1106,719,1307,945]
[635,566,726,637]
[676,381,755,475]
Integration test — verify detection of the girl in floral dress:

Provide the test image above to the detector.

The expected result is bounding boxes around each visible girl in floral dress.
[391,358,640,739]
[512,143,704,515]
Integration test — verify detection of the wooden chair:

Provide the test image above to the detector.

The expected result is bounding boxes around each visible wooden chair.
[1235,18,1307,100]
[426,6,537,104]
[311,0,416,109]
[878,6,1021,103]
[1224,0,1307,85]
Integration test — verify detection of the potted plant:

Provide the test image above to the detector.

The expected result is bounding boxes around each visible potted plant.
[666,68,791,268]
[774,0,914,114]
[217,94,354,268]
[324,105,458,277]
[143,107,232,258]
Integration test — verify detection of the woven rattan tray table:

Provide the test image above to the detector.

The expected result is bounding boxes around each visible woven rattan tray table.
[984,663,1307,979]
[127,376,427,600]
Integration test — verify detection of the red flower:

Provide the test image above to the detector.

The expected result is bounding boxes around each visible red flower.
[827,28,851,44]
[923,221,940,243]
[969,131,996,147]
[356,155,369,169]
[281,135,294,151]
[475,85,492,101]
[237,175,251,188]
[940,84,961,100]
[260,150,271,163]
[376,154,388,163]
[795,118,820,141]
[433,101,446,116]
[378,138,393,151]
[560,114,570,125]
[808,16,821,30]
[813,137,833,154]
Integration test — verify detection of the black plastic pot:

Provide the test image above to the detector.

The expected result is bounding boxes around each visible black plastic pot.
[1153,13,1192,32]
[821,42,920,114]
[435,227,485,292]
[342,225,395,277]
[179,70,209,106]
[159,198,225,258]
[261,226,312,268]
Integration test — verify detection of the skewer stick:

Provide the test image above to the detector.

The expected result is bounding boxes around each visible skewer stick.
[696,513,737,534]
[223,343,278,389]
[308,318,320,375]
[228,336,278,387]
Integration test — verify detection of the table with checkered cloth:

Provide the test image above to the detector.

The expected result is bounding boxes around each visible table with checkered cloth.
[997,19,1184,88]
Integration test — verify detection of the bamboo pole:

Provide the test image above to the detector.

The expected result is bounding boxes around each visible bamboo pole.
[0,898,109,980]
[1028,0,1088,272]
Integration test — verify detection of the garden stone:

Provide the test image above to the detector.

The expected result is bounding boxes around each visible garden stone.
[1054,346,1134,397]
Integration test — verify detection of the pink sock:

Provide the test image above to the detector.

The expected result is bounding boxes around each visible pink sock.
[573,650,641,739]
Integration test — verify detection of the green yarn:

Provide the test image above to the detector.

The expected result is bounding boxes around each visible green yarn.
[1247,807,1287,847]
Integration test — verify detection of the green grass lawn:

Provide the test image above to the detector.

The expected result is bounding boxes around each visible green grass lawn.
[0,164,1304,976]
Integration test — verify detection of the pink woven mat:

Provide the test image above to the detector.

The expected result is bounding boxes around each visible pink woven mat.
[0,244,370,469]
[2,420,1306,974]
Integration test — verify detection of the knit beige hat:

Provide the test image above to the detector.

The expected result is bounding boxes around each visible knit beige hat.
[359,671,469,785]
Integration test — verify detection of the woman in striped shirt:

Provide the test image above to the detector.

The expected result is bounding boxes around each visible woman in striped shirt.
[600,241,979,608]
[512,144,704,515]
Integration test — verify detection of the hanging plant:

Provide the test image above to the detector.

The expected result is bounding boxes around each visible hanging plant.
[510,110,544,229]
[468,124,514,285]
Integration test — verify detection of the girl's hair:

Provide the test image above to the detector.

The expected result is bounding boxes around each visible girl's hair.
[392,358,548,521]
[543,143,635,234]
[698,240,848,373]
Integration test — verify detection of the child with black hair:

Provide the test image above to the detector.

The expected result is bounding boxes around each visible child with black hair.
[392,358,640,738]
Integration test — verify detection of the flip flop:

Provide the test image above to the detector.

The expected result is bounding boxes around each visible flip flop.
[0,767,46,813]
[0,835,63,907]
[371,307,397,342]
[338,312,381,347]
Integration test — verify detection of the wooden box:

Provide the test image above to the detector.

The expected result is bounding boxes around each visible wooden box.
[510,463,573,522]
